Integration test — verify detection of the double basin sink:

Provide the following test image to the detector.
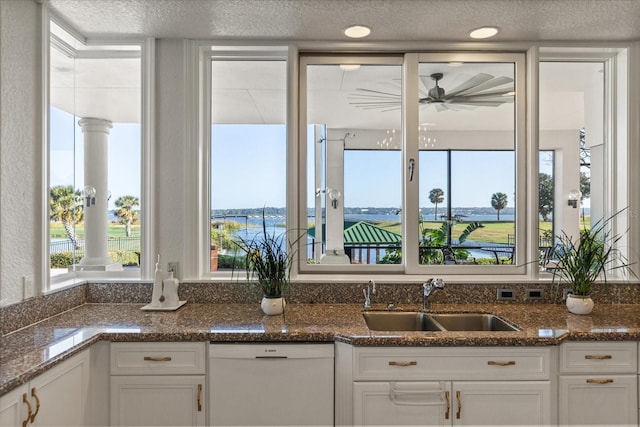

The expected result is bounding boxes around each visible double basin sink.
[363,311,520,332]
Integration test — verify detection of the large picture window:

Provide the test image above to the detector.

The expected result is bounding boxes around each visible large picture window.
[48,20,142,286]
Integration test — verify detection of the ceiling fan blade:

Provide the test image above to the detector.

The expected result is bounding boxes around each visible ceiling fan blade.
[452,76,513,96]
[350,88,402,99]
[435,103,449,112]
[445,73,494,97]
[451,100,510,107]
[451,89,514,100]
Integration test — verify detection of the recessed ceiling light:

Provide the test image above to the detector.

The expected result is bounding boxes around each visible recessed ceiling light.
[339,64,361,71]
[469,26,499,39]
[344,25,371,39]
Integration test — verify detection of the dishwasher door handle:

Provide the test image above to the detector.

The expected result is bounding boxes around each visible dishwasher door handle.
[255,356,288,359]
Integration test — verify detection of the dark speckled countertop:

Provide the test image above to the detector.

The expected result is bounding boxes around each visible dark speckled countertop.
[2,302,640,396]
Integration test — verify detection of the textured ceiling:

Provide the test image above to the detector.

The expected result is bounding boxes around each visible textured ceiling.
[47,0,640,42]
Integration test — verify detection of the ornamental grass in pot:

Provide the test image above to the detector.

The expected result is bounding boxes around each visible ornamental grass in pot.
[552,210,635,315]
[234,210,298,315]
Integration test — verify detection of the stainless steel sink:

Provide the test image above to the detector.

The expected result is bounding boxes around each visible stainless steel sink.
[362,311,445,331]
[363,311,519,332]
[428,313,520,332]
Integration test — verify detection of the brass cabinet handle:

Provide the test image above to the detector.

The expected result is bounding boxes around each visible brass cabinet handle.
[444,391,450,420]
[456,390,461,419]
[197,384,203,412]
[487,360,516,366]
[21,393,32,427]
[584,354,612,360]
[388,361,417,367]
[586,378,614,384]
[30,387,41,423]
[143,356,172,362]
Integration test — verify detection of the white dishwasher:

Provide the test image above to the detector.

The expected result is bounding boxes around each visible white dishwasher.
[209,343,334,426]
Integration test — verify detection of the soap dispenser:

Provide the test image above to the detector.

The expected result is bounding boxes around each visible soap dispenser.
[163,271,180,307]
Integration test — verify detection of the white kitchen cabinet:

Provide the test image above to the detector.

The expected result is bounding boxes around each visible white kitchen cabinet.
[353,381,451,426]
[559,341,638,426]
[0,349,90,427]
[110,342,206,427]
[0,385,28,427]
[337,343,553,426]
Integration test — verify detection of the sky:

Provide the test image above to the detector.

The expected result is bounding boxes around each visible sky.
[51,110,550,212]
[50,107,141,211]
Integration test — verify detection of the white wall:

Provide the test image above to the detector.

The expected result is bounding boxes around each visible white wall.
[155,39,186,275]
[0,0,42,305]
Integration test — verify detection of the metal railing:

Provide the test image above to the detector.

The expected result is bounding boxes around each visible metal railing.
[50,237,140,254]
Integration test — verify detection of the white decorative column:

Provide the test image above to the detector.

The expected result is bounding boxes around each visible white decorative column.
[77,118,122,271]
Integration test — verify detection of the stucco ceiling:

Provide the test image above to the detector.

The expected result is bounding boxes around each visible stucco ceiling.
[47,0,640,42]
[46,0,618,131]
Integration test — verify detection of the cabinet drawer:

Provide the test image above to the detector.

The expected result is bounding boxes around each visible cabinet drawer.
[353,347,550,381]
[560,342,637,373]
[111,342,206,375]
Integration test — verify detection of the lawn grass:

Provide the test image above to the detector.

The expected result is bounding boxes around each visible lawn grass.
[50,222,141,238]
[378,220,554,244]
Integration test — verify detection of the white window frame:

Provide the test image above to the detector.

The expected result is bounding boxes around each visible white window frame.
[191,44,289,279]
[43,13,153,291]
[537,46,636,280]
[191,42,638,283]
[297,52,528,278]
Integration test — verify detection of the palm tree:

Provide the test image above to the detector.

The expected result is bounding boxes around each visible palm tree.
[491,192,508,220]
[428,188,444,220]
[114,195,139,237]
[49,185,83,249]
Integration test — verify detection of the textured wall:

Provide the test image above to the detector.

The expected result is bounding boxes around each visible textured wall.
[0,0,41,305]
[155,39,185,275]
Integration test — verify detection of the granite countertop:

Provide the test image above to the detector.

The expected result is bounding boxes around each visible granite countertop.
[2,302,640,396]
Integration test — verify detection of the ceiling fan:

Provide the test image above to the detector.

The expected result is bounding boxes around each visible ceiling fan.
[349,72,514,112]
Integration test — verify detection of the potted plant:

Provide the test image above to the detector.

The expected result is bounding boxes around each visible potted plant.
[552,210,634,315]
[234,210,297,315]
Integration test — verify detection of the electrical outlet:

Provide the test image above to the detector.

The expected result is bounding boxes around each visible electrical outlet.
[168,262,179,278]
[23,276,35,299]
[526,289,544,300]
[562,288,573,301]
[497,289,516,300]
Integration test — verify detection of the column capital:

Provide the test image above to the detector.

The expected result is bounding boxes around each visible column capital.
[78,117,113,134]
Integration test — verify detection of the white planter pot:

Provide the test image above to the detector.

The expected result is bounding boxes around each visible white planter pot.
[566,294,594,315]
[261,296,285,315]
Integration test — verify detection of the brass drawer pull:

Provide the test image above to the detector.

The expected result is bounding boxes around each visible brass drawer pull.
[197,384,203,411]
[584,354,612,360]
[487,360,516,366]
[388,361,417,367]
[144,356,172,362]
[445,391,450,420]
[21,393,32,427]
[30,387,41,423]
[456,390,461,419]
[586,378,614,384]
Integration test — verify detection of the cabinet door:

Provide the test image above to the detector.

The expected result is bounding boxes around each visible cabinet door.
[353,381,451,426]
[0,385,29,427]
[29,351,90,427]
[559,375,638,426]
[453,381,550,426]
[110,376,205,426]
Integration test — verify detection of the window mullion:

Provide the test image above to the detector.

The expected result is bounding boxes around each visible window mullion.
[403,53,420,273]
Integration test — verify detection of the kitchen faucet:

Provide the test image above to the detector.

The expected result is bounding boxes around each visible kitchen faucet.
[362,280,376,309]
[422,278,445,311]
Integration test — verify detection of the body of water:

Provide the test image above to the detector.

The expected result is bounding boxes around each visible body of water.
[214,213,515,263]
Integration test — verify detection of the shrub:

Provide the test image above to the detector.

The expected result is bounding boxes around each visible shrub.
[109,250,139,266]
[51,251,75,268]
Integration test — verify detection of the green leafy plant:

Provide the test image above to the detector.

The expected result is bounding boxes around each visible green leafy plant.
[233,210,299,297]
[552,210,635,296]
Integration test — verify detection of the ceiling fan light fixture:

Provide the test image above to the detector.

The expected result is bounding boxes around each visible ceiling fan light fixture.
[344,25,371,39]
[469,26,499,39]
